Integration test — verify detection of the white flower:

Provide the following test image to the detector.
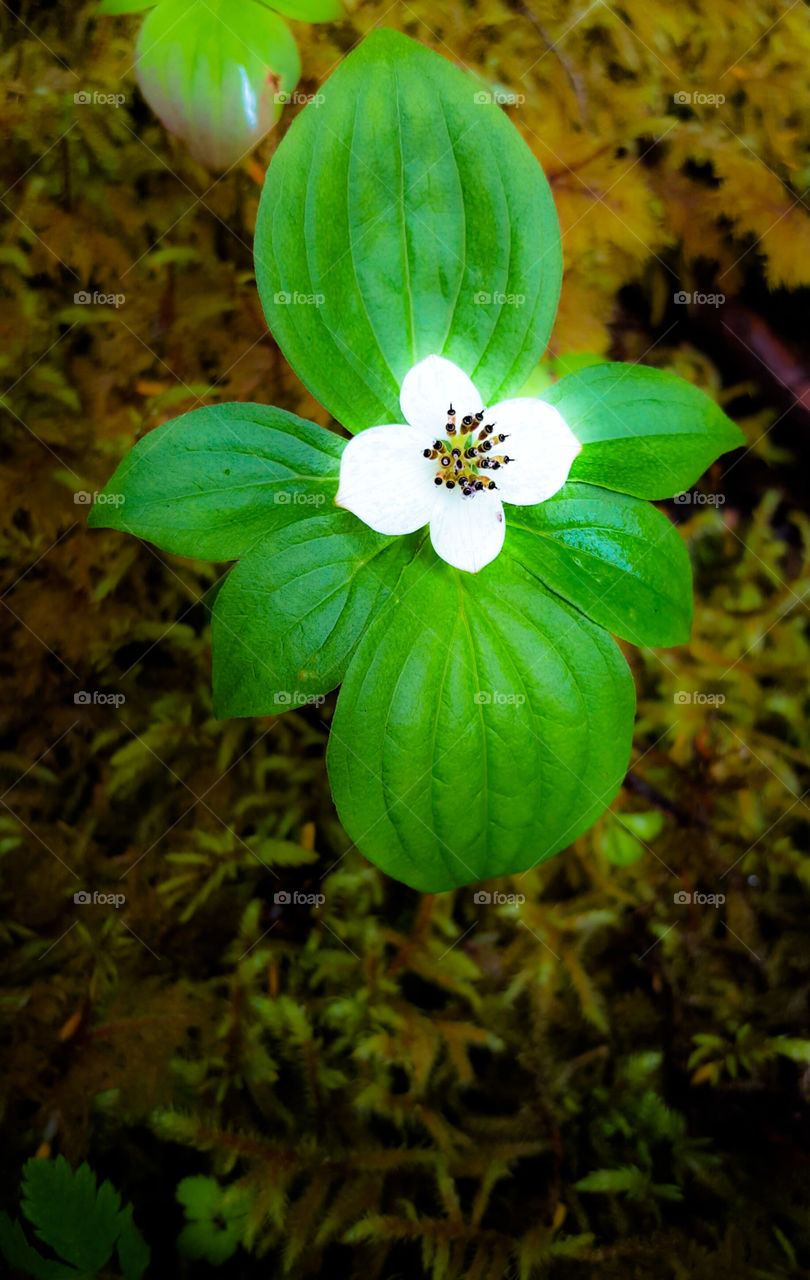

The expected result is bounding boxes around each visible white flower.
[335,354,582,573]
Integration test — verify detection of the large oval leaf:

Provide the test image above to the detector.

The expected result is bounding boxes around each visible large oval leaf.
[327,546,635,891]
[86,403,344,560]
[212,516,422,717]
[542,363,745,499]
[255,28,562,433]
[507,482,693,647]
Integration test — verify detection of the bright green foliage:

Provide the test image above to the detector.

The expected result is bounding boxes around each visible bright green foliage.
[545,364,745,500]
[86,402,345,559]
[88,26,741,892]
[255,28,562,432]
[0,1157,149,1280]
[211,515,418,717]
[327,545,636,890]
[176,1175,252,1265]
[508,483,693,647]
[5,3,810,1277]
[98,0,339,170]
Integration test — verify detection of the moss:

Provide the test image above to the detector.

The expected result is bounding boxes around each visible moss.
[2,0,810,1275]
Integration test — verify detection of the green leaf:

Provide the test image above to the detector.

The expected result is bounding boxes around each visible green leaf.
[177,1177,250,1266]
[327,545,635,891]
[255,27,562,434]
[260,0,341,20]
[507,482,693,646]
[212,512,420,717]
[97,0,156,13]
[87,402,344,560]
[116,1204,150,1280]
[20,1157,120,1274]
[601,824,644,867]
[0,1214,79,1280]
[575,1166,646,1194]
[541,364,745,499]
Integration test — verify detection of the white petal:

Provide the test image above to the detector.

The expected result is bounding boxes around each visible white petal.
[336,424,435,535]
[400,355,484,435]
[429,488,506,573]
[486,399,582,506]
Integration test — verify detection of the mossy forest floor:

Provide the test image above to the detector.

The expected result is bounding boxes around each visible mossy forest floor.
[2,1,810,1277]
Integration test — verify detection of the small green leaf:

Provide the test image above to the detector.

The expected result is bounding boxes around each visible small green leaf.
[177,1177,251,1266]
[508,482,693,646]
[212,512,420,717]
[260,0,341,19]
[0,1214,78,1280]
[255,27,562,433]
[116,1204,150,1280]
[601,824,643,867]
[327,545,635,891]
[21,1157,121,1274]
[575,1166,646,1195]
[541,363,745,499]
[87,402,344,560]
[621,811,665,841]
[97,0,156,13]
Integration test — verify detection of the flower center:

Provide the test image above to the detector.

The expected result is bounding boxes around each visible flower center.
[421,404,513,497]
